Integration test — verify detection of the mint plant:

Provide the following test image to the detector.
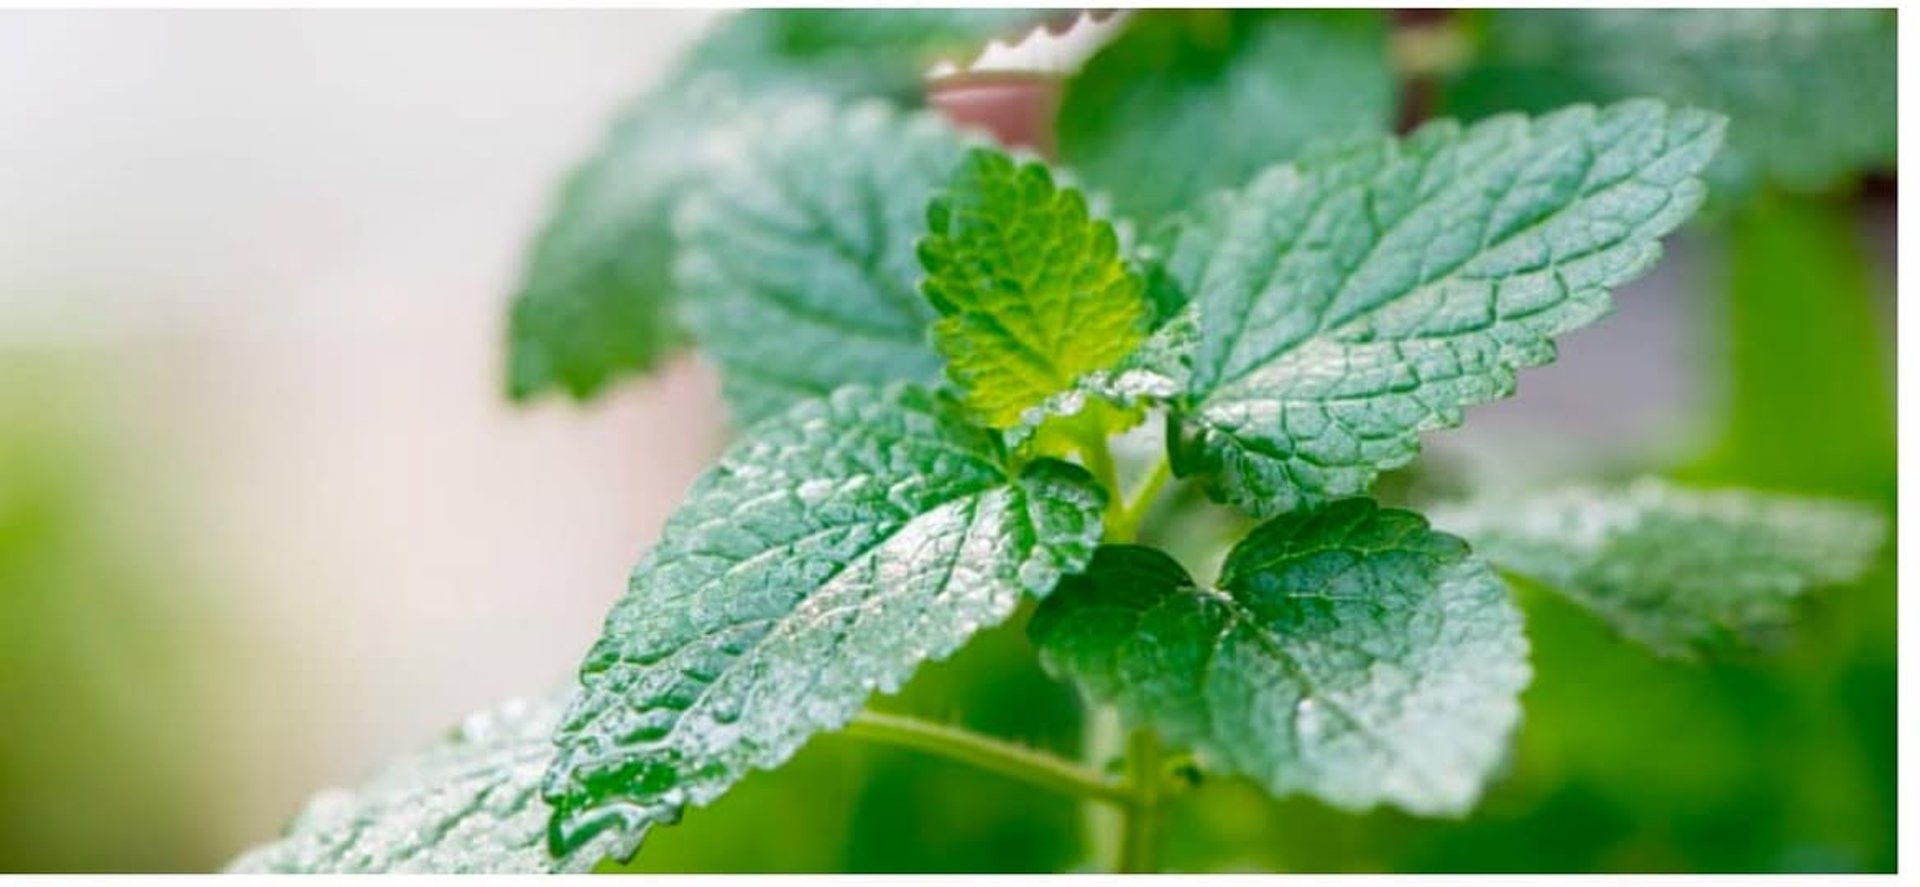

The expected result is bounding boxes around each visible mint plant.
[231,9,1891,874]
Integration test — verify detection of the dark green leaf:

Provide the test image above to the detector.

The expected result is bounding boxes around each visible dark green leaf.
[1432,479,1886,659]
[1445,9,1895,194]
[1164,100,1722,517]
[1031,499,1529,814]
[228,693,625,874]
[677,100,968,426]
[1059,9,1397,225]
[920,149,1150,429]
[543,384,1106,855]
[506,10,1052,402]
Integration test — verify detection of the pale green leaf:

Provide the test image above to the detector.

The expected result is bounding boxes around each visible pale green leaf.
[1445,9,1895,194]
[228,693,626,874]
[1058,9,1396,224]
[677,100,969,426]
[1431,478,1887,659]
[920,149,1150,429]
[1164,100,1722,517]
[1031,499,1529,815]
[542,384,1106,854]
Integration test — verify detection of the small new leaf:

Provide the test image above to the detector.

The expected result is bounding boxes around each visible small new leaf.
[678,100,968,426]
[228,694,627,874]
[1431,478,1887,659]
[1164,100,1723,517]
[543,384,1105,855]
[1031,500,1529,815]
[1058,9,1397,225]
[920,149,1151,429]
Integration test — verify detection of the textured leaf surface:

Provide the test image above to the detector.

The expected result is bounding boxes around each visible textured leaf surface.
[506,9,1051,401]
[544,384,1105,854]
[1445,9,1895,194]
[1031,499,1529,814]
[677,101,968,426]
[920,149,1149,428]
[1164,100,1722,517]
[1431,479,1886,659]
[229,694,625,874]
[1058,9,1396,225]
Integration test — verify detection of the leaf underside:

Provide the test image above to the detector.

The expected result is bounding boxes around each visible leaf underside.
[1161,99,1722,517]
[541,384,1106,855]
[228,693,626,874]
[1431,478,1887,659]
[1031,499,1529,815]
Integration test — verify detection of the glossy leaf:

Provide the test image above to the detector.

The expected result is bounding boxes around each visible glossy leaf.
[228,694,626,874]
[506,9,1053,402]
[543,384,1106,855]
[919,149,1150,429]
[1431,478,1887,659]
[1445,9,1895,194]
[1164,100,1722,517]
[1031,500,1529,815]
[677,100,968,426]
[1058,9,1396,225]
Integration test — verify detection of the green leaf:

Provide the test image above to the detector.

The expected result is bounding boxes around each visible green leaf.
[1058,9,1396,225]
[1031,499,1529,815]
[228,693,626,874]
[504,76,739,401]
[506,10,1052,402]
[1444,9,1895,194]
[1163,100,1723,517]
[920,149,1150,429]
[542,384,1106,855]
[677,101,968,427]
[1430,479,1887,659]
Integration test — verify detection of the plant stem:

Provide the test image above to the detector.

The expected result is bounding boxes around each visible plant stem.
[1111,457,1173,542]
[1118,728,1165,873]
[843,711,1135,809]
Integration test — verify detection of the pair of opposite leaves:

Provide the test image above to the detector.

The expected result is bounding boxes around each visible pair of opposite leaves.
[540,99,1727,856]
[237,98,1766,873]
[228,91,1889,871]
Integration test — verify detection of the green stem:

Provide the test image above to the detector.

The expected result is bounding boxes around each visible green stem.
[1118,728,1165,873]
[844,711,1134,809]
[1111,457,1173,542]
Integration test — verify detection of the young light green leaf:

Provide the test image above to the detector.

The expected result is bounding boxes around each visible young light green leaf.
[920,149,1150,429]
[228,693,627,874]
[1031,499,1529,815]
[1164,100,1723,517]
[506,10,1053,402]
[676,101,970,425]
[542,384,1106,855]
[1058,9,1396,225]
[1444,9,1895,194]
[1430,478,1887,659]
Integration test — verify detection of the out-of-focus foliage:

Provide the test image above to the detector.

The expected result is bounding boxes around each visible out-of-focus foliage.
[506,9,1052,402]
[1444,9,1896,196]
[1056,9,1396,225]
[1434,479,1886,660]
[0,357,224,872]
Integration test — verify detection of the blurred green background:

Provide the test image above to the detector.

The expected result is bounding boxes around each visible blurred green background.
[0,8,1897,873]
